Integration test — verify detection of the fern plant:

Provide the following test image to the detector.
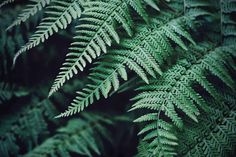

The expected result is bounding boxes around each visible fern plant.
[1,0,236,156]
[130,42,236,156]
[178,90,236,157]
[6,0,52,30]
[23,112,114,157]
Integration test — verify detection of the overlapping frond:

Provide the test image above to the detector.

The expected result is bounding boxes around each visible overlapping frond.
[131,42,236,156]
[23,113,113,157]
[49,0,158,96]
[7,0,52,30]
[13,0,83,66]
[56,13,195,118]
[0,99,58,157]
[178,92,236,157]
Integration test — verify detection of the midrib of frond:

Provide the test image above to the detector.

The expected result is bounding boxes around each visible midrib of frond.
[7,0,52,30]
[49,0,129,97]
[13,0,81,66]
[56,64,125,118]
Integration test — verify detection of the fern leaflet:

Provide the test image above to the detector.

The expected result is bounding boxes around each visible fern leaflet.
[7,0,52,30]
[13,0,83,66]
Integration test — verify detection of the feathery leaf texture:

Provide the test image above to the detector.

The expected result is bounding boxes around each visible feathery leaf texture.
[49,0,156,96]
[221,0,236,45]
[178,92,236,157]
[56,13,195,118]
[131,43,236,156]
[7,0,52,30]
[184,0,212,17]
[13,0,83,66]
[23,113,113,157]
[2,0,236,156]
[0,99,58,157]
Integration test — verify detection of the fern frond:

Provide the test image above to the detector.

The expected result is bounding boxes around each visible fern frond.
[131,42,236,156]
[23,113,113,157]
[49,0,156,96]
[221,0,236,45]
[0,99,57,157]
[7,0,52,30]
[56,13,195,118]
[178,92,236,157]
[0,0,15,8]
[13,0,83,66]
[184,0,212,18]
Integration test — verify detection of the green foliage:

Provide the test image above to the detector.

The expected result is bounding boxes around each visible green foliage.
[0,0,15,8]
[1,0,236,156]
[0,98,58,157]
[23,113,113,157]
[7,0,52,30]
[0,82,28,104]
[178,91,236,157]
[130,42,236,156]
[184,0,212,18]
[57,12,195,117]
[13,0,83,65]
[221,0,236,45]
[49,0,158,96]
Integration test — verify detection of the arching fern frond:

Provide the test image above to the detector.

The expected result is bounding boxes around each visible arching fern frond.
[13,0,83,66]
[23,113,113,157]
[130,43,236,156]
[56,13,195,118]
[49,0,159,96]
[7,0,52,30]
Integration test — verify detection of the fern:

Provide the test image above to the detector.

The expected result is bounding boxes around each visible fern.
[178,91,236,157]
[7,0,52,30]
[49,0,159,96]
[0,6,43,76]
[2,0,236,156]
[13,0,83,66]
[131,42,236,156]
[0,99,58,157]
[184,0,212,18]
[56,12,195,117]
[23,113,113,157]
[0,0,15,8]
[220,0,236,45]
